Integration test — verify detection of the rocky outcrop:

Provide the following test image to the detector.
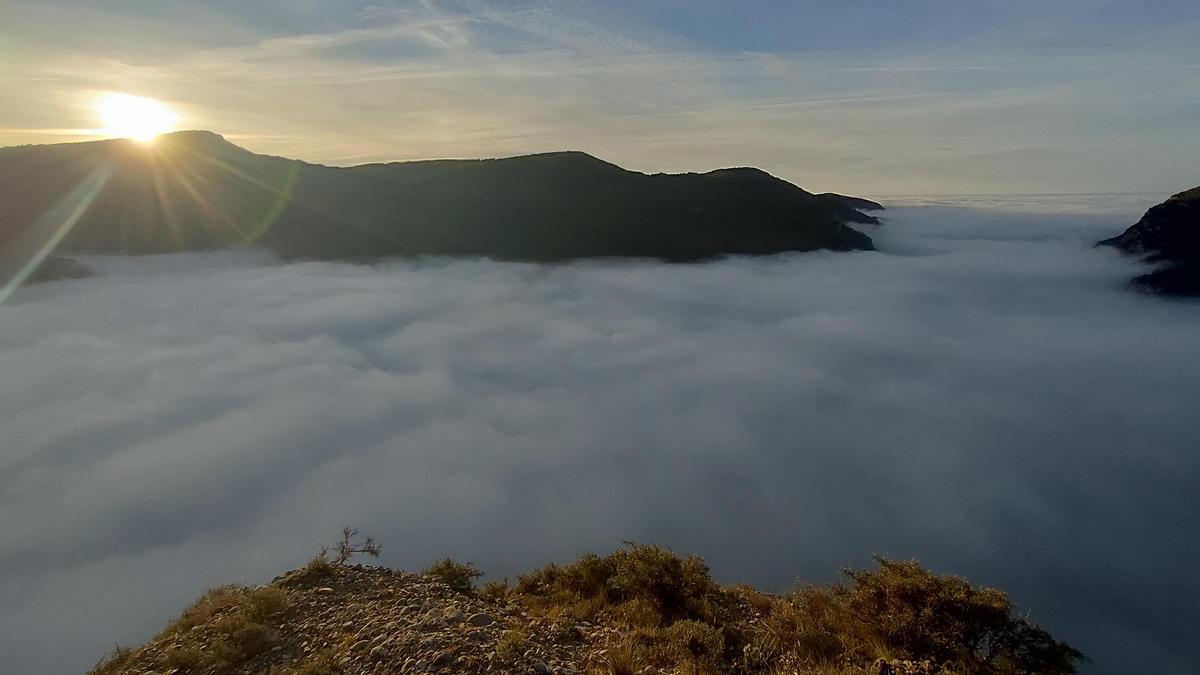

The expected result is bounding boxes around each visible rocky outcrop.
[89,543,1083,675]
[1099,187,1200,295]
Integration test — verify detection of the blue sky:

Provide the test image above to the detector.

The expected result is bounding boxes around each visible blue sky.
[1,0,1198,194]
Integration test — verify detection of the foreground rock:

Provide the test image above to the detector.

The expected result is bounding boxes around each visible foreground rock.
[1098,186,1200,295]
[90,543,1083,675]
[0,132,879,264]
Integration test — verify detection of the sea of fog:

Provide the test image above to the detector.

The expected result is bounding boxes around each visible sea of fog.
[2,196,1198,674]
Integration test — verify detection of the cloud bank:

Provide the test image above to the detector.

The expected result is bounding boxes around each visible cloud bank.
[2,197,1199,673]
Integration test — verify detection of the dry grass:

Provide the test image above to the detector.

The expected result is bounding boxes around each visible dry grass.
[495,627,529,664]
[587,642,640,675]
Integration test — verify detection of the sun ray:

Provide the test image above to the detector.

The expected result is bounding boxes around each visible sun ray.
[167,142,301,243]
[149,155,186,251]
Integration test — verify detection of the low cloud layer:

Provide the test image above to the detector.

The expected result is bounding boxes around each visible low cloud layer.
[2,198,1198,673]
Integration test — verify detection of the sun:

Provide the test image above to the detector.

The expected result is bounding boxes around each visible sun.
[96,93,178,142]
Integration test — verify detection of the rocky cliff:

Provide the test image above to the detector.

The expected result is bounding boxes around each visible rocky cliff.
[1099,187,1200,295]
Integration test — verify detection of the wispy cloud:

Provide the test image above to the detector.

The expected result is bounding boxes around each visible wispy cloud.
[1,1,1198,194]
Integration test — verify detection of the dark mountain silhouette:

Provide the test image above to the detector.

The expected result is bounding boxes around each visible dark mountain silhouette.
[817,193,884,212]
[0,131,879,274]
[26,256,91,282]
[1098,187,1200,295]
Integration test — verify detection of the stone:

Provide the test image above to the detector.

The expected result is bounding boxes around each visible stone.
[467,612,496,627]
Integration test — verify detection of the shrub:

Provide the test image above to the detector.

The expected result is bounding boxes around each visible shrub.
[607,544,715,623]
[514,543,717,627]
[745,556,1085,674]
[156,584,246,640]
[526,553,613,598]
[749,586,849,665]
[299,527,382,583]
[611,596,662,628]
[220,620,278,658]
[570,594,607,623]
[163,644,211,671]
[596,619,724,675]
[140,583,290,672]
[587,641,641,675]
[839,557,1083,672]
[661,620,725,674]
[244,586,288,623]
[324,526,381,565]
[479,578,510,604]
[300,553,336,581]
[424,558,484,594]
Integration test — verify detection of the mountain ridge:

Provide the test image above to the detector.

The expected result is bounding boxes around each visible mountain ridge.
[0,131,880,274]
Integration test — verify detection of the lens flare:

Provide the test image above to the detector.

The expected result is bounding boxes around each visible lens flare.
[96,93,178,142]
[0,165,113,304]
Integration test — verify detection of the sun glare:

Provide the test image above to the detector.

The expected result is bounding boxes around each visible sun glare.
[96,93,178,142]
